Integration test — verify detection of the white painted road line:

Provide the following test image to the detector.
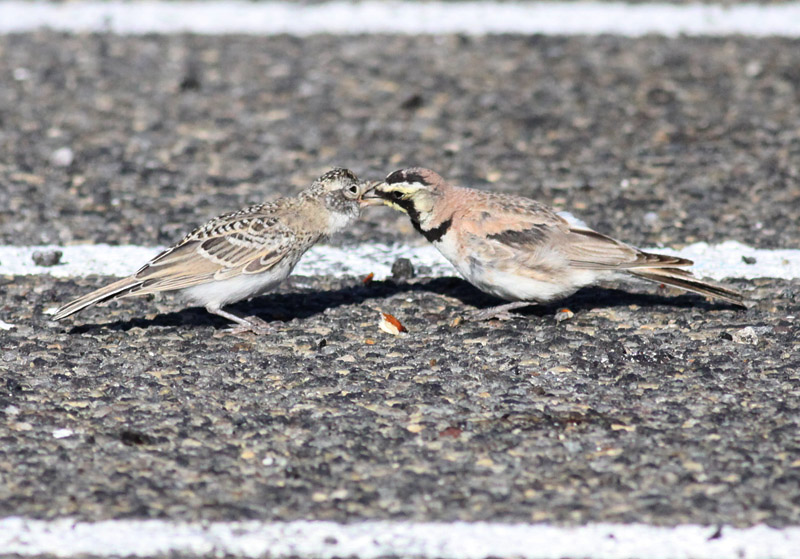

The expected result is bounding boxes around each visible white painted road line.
[2,1,800,37]
[2,241,800,281]
[2,518,800,558]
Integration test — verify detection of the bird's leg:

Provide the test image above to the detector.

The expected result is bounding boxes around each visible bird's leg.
[466,301,535,322]
[206,304,272,335]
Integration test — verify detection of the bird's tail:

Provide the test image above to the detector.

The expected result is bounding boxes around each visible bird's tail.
[53,276,144,320]
[628,267,745,307]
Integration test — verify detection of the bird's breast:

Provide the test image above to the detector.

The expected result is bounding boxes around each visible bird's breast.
[417,217,453,243]
[181,260,296,307]
[326,207,359,233]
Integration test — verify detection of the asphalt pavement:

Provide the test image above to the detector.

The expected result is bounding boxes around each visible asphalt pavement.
[1,32,799,528]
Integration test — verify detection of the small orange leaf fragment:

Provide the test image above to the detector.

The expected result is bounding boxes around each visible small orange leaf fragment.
[555,308,574,322]
[379,312,407,335]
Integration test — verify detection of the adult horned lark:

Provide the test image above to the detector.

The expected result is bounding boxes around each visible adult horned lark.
[363,167,744,320]
[54,168,368,333]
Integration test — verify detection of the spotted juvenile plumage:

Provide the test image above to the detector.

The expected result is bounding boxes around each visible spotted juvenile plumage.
[54,168,367,332]
[363,167,744,320]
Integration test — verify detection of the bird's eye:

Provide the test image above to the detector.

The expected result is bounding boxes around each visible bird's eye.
[392,191,404,200]
[343,183,360,199]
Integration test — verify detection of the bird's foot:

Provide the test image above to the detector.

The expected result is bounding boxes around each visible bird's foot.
[222,315,273,335]
[208,305,273,335]
[464,301,534,322]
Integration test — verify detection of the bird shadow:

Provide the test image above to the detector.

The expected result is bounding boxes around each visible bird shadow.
[64,277,419,334]
[64,274,742,334]
[412,276,744,317]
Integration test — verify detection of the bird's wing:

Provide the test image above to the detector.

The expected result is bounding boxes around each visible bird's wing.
[456,192,574,263]
[131,203,311,291]
[561,228,690,270]
[458,191,689,270]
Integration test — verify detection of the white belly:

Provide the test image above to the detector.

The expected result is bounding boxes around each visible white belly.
[466,266,596,302]
[181,260,294,308]
[433,234,601,303]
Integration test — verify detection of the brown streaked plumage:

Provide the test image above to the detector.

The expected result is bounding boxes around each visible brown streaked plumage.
[363,167,744,320]
[54,168,368,332]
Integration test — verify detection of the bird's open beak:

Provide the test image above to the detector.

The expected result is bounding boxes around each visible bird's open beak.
[359,181,387,206]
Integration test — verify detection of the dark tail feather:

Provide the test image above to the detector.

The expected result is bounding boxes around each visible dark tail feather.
[629,267,745,307]
[53,277,143,320]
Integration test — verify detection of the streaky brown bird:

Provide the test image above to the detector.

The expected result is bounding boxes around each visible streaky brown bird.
[54,168,369,332]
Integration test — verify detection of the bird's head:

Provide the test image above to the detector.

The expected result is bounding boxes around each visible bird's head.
[360,168,446,224]
[307,167,369,225]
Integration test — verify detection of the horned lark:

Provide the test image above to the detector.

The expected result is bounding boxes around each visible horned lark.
[363,167,744,320]
[54,168,368,333]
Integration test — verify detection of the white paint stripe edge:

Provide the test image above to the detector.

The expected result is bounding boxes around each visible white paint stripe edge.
[2,518,800,558]
[2,1,800,37]
[2,240,799,281]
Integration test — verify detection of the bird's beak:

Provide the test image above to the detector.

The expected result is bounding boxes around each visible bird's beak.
[359,181,387,206]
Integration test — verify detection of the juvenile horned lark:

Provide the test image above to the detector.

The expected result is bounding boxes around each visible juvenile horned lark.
[54,168,368,333]
[363,167,744,320]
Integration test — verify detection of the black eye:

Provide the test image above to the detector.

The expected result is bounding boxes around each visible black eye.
[392,191,404,200]
[348,185,358,194]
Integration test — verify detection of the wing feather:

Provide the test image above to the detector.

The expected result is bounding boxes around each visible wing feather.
[564,229,692,270]
[455,190,691,272]
[128,205,305,292]
[456,192,571,268]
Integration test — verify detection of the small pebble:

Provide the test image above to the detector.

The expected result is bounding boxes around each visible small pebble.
[179,64,202,91]
[13,67,31,81]
[32,250,63,267]
[391,258,415,280]
[742,255,757,265]
[732,326,758,345]
[643,211,659,225]
[51,147,74,167]
[400,93,424,110]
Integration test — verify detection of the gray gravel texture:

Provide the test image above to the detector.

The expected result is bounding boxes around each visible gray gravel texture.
[2,34,799,249]
[1,33,799,528]
[2,274,799,526]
